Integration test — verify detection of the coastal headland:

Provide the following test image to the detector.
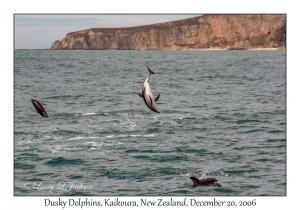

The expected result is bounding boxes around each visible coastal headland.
[50,14,286,50]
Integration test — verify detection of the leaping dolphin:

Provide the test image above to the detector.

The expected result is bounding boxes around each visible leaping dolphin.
[138,66,160,113]
[190,177,222,187]
[31,99,49,118]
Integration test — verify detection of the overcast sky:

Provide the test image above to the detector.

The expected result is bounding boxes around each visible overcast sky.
[14,14,200,49]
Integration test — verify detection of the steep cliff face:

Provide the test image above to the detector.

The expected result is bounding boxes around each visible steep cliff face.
[50,14,286,50]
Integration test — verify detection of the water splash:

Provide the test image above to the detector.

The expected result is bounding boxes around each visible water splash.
[120,111,140,131]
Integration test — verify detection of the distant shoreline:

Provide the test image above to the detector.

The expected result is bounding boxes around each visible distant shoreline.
[15,48,286,51]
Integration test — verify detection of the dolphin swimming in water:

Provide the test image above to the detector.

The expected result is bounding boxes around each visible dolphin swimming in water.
[190,177,222,187]
[138,66,160,113]
[31,99,49,118]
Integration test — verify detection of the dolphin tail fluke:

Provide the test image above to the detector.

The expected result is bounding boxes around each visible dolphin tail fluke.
[190,177,200,187]
[146,66,155,74]
[155,94,160,102]
[137,92,143,97]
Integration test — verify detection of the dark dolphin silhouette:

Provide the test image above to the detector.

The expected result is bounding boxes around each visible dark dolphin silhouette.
[190,177,222,187]
[137,66,160,113]
[31,99,49,118]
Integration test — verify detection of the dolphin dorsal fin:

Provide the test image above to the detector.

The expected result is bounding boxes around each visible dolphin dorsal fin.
[137,92,143,97]
[190,177,200,187]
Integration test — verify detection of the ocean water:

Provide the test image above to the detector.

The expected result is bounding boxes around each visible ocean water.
[14,50,286,196]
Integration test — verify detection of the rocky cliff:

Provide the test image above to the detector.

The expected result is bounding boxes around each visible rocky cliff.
[50,14,286,50]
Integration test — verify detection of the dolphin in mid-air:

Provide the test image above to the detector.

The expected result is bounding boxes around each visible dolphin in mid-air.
[137,66,160,113]
[31,99,49,118]
[190,177,222,187]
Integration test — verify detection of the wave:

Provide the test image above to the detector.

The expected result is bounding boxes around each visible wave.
[45,157,85,166]
[68,136,99,141]
[14,162,36,169]
[105,167,189,179]
[45,94,85,100]
[102,134,157,139]
[130,153,189,163]
[15,153,45,161]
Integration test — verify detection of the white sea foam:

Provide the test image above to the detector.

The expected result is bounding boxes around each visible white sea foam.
[48,145,66,153]
[219,171,229,177]
[159,120,177,125]
[176,114,187,119]
[119,111,141,131]
[82,112,96,116]
[16,140,32,145]
[127,124,140,131]
[144,134,156,137]
[49,148,58,153]
[181,173,192,177]
[102,134,157,139]
[117,135,127,138]
[104,135,115,138]
[81,141,97,146]
[68,136,99,141]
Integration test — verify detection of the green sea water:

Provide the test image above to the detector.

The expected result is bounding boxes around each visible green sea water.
[14,50,286,196]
